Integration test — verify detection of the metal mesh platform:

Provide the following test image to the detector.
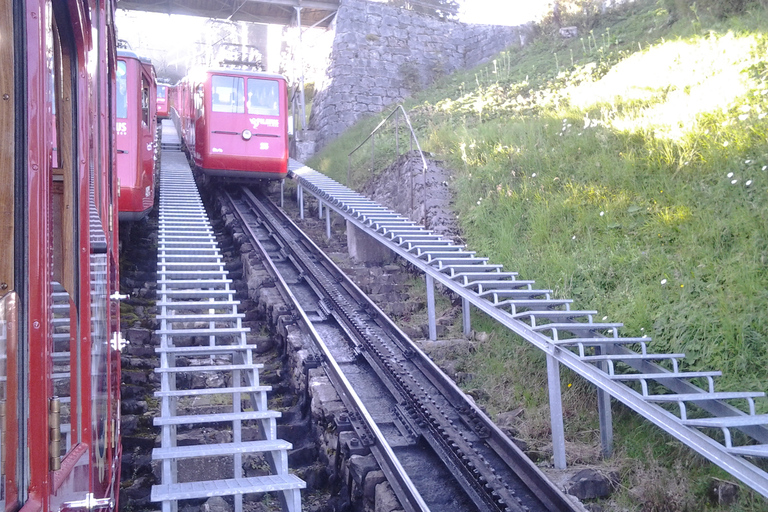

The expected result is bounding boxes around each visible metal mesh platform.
[150,139,304,512]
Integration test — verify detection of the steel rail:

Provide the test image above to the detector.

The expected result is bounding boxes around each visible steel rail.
[223,188,431,512]
[230,186,579,511]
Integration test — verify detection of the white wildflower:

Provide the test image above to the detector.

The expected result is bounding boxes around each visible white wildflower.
[727,172,734,178]
[731,179,738,184]
[661,279,667,285]
[746,180,753,186]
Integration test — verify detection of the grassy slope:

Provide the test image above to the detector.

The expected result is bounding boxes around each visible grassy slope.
[309,1,768,509]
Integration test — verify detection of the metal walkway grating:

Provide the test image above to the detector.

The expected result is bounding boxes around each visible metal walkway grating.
[289,158,768,499]
[150,125,304,512]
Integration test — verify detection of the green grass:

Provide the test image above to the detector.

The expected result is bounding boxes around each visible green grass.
[308,0,768,508]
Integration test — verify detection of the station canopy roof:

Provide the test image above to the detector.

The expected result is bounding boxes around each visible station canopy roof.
[116,0,340,27]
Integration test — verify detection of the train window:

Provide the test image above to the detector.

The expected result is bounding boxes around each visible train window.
[157,85,166,100]
[116,61,128,119]
[141,76,150,126]
[247,79,279,117]
[46,1,59,170]
[211,75,245,114]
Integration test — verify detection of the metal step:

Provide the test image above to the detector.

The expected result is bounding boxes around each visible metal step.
[153,410,281,426]
[155,385,271,398]
[152,129,303,512]
[150,474,305,503]
[153,439,292,460]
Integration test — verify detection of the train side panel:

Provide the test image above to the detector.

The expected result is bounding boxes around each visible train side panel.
[2,0,121,511]
[116,51,156,221]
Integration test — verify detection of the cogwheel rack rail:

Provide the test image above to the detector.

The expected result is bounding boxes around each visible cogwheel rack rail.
[288,158,768,500]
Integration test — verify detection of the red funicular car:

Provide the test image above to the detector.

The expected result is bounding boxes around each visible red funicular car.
[189,69,289,180]
[156,83,170,120]
[116,50,157,221]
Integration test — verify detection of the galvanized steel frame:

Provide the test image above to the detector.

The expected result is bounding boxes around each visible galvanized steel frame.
[289,162,768,499]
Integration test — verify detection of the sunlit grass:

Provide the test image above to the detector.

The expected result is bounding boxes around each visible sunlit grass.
[308,1,768,507]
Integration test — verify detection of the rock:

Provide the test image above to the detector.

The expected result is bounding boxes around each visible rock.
[348,454,379,485]
[121,400,148,415]
[125,328,152,345]
[496,408,524,427]
[203,496,231,512]
[708,477,739,506]
[565,468,617,500]
[301,464,330,491]
[120,475,154,506]
[289,443,318,466]
[374,480,401,512]
[363,470,387,502]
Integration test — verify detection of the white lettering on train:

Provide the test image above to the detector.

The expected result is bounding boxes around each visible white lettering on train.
[249,117,279,129]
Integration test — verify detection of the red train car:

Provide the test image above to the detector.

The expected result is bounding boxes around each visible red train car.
[179,69,289,181]
[157,83,170,120]
[116,50,157,221]
[1,0,122,510]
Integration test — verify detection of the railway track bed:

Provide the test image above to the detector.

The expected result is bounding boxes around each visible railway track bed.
[215,185,579,512]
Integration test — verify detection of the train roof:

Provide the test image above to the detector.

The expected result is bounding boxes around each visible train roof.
[118,48,154,67]
[202,68,287,81]
[117,48,141,60]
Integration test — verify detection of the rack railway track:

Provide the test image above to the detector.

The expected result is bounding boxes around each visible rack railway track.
[222,185,578,512]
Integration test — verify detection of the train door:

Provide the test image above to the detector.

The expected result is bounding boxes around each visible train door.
[140,63,156,211]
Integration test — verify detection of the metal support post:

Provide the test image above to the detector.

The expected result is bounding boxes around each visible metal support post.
[597,355,614,458]
[280,179,284,208]
[295,7,307,130]
[298,184,304,220]
[395,108,399,155]
[462,297,471,337]
[326,209,331,240]
[546,354,567,469]
[426,274,437,341]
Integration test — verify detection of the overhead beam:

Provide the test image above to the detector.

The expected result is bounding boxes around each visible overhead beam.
[116,0,338,27]
[245,0,338,9]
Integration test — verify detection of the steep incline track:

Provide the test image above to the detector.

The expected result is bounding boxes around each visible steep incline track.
[224,185,578,512]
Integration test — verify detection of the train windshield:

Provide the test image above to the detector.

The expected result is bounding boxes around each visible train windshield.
[247,79,279,117]
[116,60,128,119]
[211,75,245,114]
[157,85,166,100]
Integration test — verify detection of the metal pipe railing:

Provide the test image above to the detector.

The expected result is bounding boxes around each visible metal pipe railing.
[347,105,430,227]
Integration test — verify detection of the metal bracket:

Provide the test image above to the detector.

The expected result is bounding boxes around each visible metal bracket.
[61,493,113,511]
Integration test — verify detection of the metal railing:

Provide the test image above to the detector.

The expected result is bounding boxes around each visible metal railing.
[347,105,430,227]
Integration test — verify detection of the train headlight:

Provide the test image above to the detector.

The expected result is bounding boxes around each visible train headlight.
[242,129,252,141]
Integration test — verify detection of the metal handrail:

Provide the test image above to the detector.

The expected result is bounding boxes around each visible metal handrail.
[347,105,430,227]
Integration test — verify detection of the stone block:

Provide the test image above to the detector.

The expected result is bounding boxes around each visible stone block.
[346,221,395,264]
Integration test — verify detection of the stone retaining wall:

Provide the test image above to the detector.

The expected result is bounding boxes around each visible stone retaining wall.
[308,0,527,151]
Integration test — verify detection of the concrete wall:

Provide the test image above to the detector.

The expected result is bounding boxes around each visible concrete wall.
[308,0,525,151]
